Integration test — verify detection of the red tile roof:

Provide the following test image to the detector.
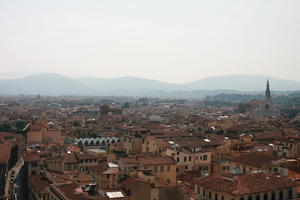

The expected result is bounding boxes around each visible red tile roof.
[194,173,299,195]
[0,143,12,164]
[120,154,175,166]
[29,175,51,194]
[228,152,281,168]
[49,182,90,200]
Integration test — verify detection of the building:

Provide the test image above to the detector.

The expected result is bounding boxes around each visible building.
[0,132,25,197]
[24,118,62,145]
[228,152,287,176]
[89,161,119,192]
[120,176,184,200]
[164,139,213,175]
[194,173,299,200]
[48,182,90,200]
[254,80,280,117]
[165,148,211,175]
[28,175,51,200]
[274,137,300,159]
[118,154,176,186]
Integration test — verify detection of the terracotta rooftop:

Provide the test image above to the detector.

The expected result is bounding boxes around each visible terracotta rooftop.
[75,151,98,160]
[24,152,41,162]
[120,176,167,188]
[194,173,299,195]
[49,182,90,200]
[120,154,175,166]
[64,152,78,164]
[89,161,109,174]
[228,152,281,169]
[29,175,51,194]
[0,143,11,164]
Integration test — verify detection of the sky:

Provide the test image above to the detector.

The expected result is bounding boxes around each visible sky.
[0,0,299,83]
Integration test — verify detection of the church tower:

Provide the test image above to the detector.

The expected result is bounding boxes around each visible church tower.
[265,80,271,99]
[254,80,280,117]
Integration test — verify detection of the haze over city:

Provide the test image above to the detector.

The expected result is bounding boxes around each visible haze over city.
[1,0,300,83]
[2,1,300,200]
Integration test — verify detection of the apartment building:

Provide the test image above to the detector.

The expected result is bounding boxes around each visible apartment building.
[118,154,176,186]
[194,173,299,200]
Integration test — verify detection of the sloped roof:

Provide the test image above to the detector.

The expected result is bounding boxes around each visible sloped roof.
[194,173,299,195]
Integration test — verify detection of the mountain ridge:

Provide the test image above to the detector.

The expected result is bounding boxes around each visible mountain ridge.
[0,73,299,97]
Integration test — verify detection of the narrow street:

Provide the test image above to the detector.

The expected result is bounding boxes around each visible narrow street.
[4,157,24,199]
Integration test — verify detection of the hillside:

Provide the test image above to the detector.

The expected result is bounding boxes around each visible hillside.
[0,73,299,97]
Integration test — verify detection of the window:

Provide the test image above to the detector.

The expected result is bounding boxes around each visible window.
[221,196,224,200]
[263,194,268,200]
[289,189,293,199]
[197,186,200,194]
[256,195,260,200]
[271,192,275,200]
[160,166,164,172]
[248,197,253,200]
[31,162,38,167]
[279,191,283,200]
[240,198,244,200]
[215,194,218,200]
[265,104,269,109]
[107,174,110,179]
[189,156,192,161]
[203,155,208,160]
[177,152,179,155]
[167,165,170,172]
[203,189,206,196]
[184,157,187,162]
[176,168,179,172]
[177,157,180,162]
[209,191,211,198]
[154,166,157,172]
[196,156,198,160]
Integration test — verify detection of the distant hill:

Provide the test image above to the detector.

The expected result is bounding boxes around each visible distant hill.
[0,73,97,96]
[0,73,299,97]
[77,76,185,91]
[184,75,300,91]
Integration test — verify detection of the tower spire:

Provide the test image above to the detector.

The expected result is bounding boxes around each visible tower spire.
[265,79,271,99]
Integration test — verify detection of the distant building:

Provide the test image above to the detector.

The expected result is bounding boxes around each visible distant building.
[254,80,280,117]
[99,105,122,116]
[24,117,62,145]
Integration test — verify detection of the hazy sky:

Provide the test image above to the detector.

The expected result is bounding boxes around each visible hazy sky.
[0,0,299,83]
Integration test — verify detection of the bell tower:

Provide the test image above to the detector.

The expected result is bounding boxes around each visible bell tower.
[265,80,271,99]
